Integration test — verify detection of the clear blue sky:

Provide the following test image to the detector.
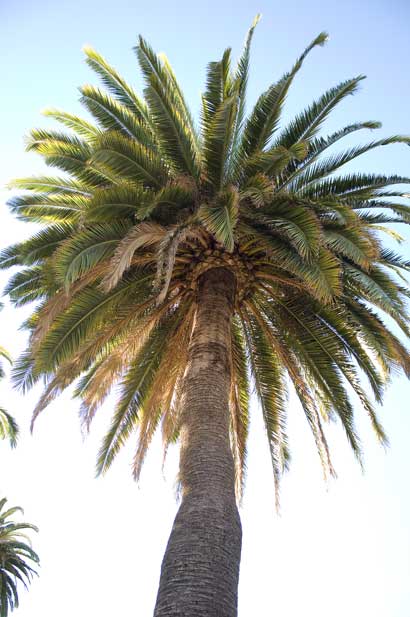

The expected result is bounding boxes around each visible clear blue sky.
[1,1,410,616]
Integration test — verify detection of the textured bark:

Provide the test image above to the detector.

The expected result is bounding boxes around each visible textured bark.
[154,267,242,617]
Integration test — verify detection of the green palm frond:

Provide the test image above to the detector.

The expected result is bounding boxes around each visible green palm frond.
[227,14,261,181]
[203,93,239,189]
[10,350,38,394]
[7,193,87,225]
[352,200,410,220]
[85,183,151,222]
[4,267,46,307]
[262,292,363,462]
[0,410,18,448]
[83,45,151,122]
[26,128,91,152]
[198,187,238,251]
[294,120,382,165]
[300,172,410,199]
[135,36,201,179]
[242,142,308,180]
[285,135,410,192]
[323,227,379,269]
[275,75,366,150]
[242,203,322,261]
[8,176,92,196]
[24,128,95,180]
[80,84,158,150]
[345,264,409,331]
[33,274,154,372]
[238,32,328,163]
[250,292,336,479]
[52,221,131,287]
[201,48,233,130]
[0,306,18,449]
[90,130,169,187]
[2,225,75,268]
[242,225,342,302]
[42,107,100,139]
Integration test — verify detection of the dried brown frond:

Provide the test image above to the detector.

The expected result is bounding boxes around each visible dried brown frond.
[102,222,166,292]
[131,302,195,480]
[79,296,182,430]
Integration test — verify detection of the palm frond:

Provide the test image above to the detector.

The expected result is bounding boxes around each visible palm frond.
[101,221,165,291]
[203,94,239,189]
[34,273,154,372]
[8,176,92,196]
[230,318,250,500]
[227,14,261,180]
[275,76,365,150]
[53,221,131,288]
[279,120,382,187]
[0,409,19,448]
[42,107,100,139]
[80,85,158,149]
[1,224,75,268]
[85,183,151,222]
[131,302,194,480]
[299,172,410,200]
[4,267,45,307]
[198,187,238,251]
[7,193,87,225]
[96,306,186,474]
[83,45,151,122]
[286,135,410,192]
[241,305,289,508]
[136,36,201,179]
[238,32,328,161]
[90,130,169,187]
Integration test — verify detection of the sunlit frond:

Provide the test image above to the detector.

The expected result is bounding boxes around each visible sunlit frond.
[237,31,328,163]
[275,75,366,149]
[0,409,19,448]
[82,45,151,122]
[135,36,201,179]
[96,305,188,474]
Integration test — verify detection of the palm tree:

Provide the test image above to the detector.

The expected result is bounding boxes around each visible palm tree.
[0,498,39,616]
[2,16,410,615]
[0,304,18,448]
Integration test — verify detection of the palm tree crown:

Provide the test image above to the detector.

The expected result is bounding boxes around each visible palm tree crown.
[0,498,39,616]
[2,17,410,500]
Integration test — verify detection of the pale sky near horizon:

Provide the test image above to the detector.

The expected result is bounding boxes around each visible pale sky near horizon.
[1,1,410,616]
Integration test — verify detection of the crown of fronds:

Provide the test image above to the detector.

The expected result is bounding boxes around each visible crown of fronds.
[3,16,410,500]
[0,498,39,617]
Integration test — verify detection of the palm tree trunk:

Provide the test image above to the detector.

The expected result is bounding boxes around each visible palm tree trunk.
[153,267,242,617]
